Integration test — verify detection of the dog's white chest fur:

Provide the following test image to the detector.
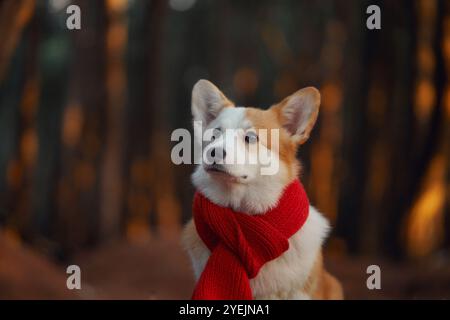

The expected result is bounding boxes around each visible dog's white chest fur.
[183,205,329,299]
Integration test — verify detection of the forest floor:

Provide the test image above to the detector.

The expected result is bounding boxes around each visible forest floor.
[1,230,449,299]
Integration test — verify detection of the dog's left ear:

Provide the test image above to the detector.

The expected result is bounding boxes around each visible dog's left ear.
[274,87,320,144]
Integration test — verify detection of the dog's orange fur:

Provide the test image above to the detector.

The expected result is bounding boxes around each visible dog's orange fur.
[246,107,299,181]
[245,91,343,300]
[303,253,343,299]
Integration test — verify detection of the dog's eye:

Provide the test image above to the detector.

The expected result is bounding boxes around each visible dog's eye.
[244,131,258,144]
[211,127,222,141]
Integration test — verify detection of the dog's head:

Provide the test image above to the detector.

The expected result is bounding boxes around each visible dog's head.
[191,79,320,209]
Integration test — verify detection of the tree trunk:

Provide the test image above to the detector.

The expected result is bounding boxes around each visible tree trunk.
[0,0,35,84]
[99,0,128,241]
[58,0,108,252]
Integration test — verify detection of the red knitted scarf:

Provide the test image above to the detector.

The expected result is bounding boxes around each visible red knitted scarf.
[191,179,309,300]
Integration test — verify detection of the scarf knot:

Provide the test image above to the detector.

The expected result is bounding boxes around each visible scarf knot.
[191,179,309,300]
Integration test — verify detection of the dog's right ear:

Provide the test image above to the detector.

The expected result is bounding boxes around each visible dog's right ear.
[273,87,320,145]
[192,79,233,126]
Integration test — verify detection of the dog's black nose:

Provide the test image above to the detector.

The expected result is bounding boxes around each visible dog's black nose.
[211,147,226,163]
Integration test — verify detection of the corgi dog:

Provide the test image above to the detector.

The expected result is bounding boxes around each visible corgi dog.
[182,79,343,300]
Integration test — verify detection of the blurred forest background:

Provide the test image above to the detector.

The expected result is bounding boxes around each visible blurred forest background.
[0,0,450,299]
